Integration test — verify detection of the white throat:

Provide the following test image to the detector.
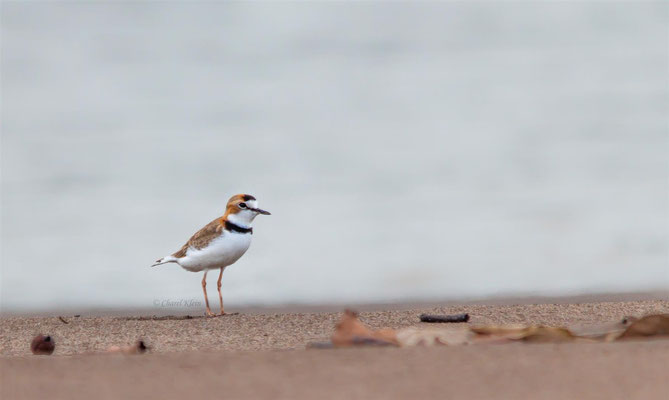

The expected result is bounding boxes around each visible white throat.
[227,212,254,228]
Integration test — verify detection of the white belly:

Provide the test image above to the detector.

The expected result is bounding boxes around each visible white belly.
[177,232,252,272]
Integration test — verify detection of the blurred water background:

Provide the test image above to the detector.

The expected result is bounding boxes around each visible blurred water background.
[2,2,668,312]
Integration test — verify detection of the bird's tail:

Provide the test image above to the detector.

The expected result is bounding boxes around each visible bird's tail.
[151,255,177,267]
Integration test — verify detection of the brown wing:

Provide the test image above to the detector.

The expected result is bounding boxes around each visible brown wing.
[171,218,225,258]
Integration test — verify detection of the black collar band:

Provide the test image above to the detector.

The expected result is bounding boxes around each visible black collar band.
[225,220,253,234]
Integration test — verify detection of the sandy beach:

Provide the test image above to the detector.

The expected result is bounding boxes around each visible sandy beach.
[3,2,667,400]
[2,298,669,399]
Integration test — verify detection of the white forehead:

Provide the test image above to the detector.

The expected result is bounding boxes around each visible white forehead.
[245,199,258,208]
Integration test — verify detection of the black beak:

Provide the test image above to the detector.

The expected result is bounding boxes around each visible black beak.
[251,208,271,215]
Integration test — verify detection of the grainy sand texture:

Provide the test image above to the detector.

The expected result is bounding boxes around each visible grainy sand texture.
[2,299,669,399]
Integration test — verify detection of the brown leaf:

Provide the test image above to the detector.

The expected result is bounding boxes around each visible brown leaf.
[617,314,669,340]
[331,309,399,347]
[519,326,578,343]
[471,325,577,343]
[470,324,533,339]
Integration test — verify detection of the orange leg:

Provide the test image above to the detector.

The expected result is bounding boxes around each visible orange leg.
[201,271,215,317]
[217,267,225,315]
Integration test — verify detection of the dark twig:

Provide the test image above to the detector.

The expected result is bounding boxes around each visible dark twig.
[420,313,470,323]
[58,316,69,324]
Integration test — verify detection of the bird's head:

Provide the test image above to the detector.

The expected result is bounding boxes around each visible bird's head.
[224,194,270,227]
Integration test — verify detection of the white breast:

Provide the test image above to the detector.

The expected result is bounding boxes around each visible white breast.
[177,232,252,272]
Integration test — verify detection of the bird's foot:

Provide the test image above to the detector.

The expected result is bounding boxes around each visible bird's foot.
[205,309,217,317]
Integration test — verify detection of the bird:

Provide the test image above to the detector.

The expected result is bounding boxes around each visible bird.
[152,194,270,316]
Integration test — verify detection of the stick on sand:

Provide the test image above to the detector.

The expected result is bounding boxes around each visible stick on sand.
[420,313,470,323]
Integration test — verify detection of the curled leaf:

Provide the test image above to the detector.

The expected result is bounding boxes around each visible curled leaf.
[331,309,398,347]
[617,314,669,340]
[471,325,577,343]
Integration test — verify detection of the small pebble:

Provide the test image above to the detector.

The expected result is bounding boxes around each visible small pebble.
[30,335,55,355]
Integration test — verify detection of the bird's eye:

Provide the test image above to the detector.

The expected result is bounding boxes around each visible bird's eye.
[239,203,247,209]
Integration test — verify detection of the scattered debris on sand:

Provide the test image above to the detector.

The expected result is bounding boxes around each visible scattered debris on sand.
[311,311,669,349]
[20,311,669,355]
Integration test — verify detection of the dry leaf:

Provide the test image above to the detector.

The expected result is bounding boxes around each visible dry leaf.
[331,309,399,347]
[471,325,577,343]
[396,327,472,346]
[518,326,578,343]
[617,314,669,340]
